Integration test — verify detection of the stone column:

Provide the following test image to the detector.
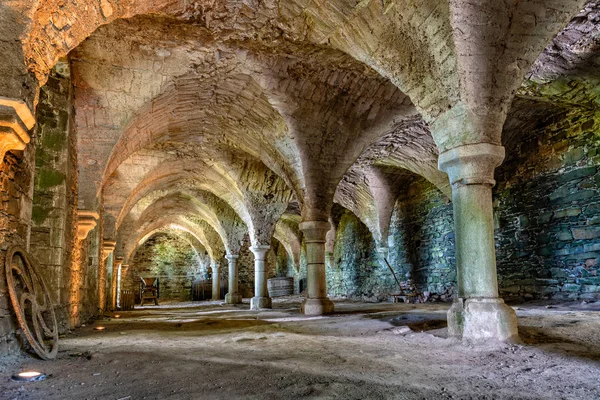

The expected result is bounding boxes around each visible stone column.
[250,245,272,310]
[211,263,221,301]
[111,256,123,311]
[99,240,116,313]
[300,221,334,315]
[438,143,518,342]
[118,264,128,308]
[70,210,99,327]
[224,254,242,304]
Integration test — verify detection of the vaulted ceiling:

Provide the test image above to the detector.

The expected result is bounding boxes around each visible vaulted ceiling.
[4,0,597,259]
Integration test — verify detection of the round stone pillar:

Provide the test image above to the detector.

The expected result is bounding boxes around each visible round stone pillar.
[99,240,116,313]
[111,257,123,311]
[224,254,242,304]
[211,263,221,301]
[250,245,272,310]
[299,221,334,315]
[439,143,518,343]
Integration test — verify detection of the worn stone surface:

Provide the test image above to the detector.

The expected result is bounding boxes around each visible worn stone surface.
[495,108,600,300]
[0,101,38,354]
[327,107,600,303]
[1,0,600,353]
[129,232,211,302]
[29,60,78,329]
[327,182,456,302]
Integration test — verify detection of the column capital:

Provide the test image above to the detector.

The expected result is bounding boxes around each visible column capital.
[438,143,504,187]
[225,254,239,261]
[0,97,35,162]
[250,245,270,259]
[76,210,100,240]
[102,240,117,258]
[299,220,330,243]
[210,262,220,271]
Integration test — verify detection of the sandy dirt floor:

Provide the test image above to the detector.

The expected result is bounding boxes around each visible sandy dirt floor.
[1,296,599,400]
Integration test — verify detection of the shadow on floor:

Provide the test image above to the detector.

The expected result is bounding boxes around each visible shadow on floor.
[518,325,600,362]
[364,311,448,332]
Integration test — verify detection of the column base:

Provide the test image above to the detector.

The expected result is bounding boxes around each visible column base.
[448,297,519,343]
[301,297,334,315]
[225,292,243,304]
[250,296,272,310]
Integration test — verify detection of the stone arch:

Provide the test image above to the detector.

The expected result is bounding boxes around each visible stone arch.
[122,215,222,265]
[100,71,299,202]
[273,217,302,272]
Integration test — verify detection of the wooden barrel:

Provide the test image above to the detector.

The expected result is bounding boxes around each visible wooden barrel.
[191,280,213,301]
[120,290,135,311]
[267,277,294,297]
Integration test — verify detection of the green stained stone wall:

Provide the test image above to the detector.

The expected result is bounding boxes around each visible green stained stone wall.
[326,191,455,302]
[495,108,600,300]
[129,233,211,302]
[325,107,600,302]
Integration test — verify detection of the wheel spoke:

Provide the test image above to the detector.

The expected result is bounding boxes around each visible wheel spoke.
[6,246,59,360]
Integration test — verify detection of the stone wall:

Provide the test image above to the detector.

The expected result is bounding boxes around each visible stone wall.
[0,58,104,356]
[128,233,209,302]
[327,187,455,302]
[82,224,102,319]
[0,149,36,356]
[273,240,297,279]
[275,244,306,295]
[495,108,600,300]
[0,61,79,355]
[389,181,456,301]
[30,60,81,330]
[269,239,303,296]
[324,107,600,303]
[236,236,255,299]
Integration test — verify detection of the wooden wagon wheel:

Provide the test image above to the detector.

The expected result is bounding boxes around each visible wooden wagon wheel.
[5,245,58,360]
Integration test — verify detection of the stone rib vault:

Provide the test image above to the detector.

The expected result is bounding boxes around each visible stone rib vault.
[2,0,600,364]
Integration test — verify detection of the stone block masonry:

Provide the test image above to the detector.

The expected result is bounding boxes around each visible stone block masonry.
[495,108,600,301]
[325,107,600,303]
[0,135,36,355]
[326,184,456,302]
[129,233,215,302]
[30,61,78,331]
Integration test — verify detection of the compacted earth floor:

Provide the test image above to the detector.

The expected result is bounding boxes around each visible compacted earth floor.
[1,297,599,400]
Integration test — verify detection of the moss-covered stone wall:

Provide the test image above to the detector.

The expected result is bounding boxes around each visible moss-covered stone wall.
[30,60,79,327]
[495,108,600,300]
[1,60,81,355]
[327,185,455,302]
[325,107,600,302]
[128,233,210,302]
